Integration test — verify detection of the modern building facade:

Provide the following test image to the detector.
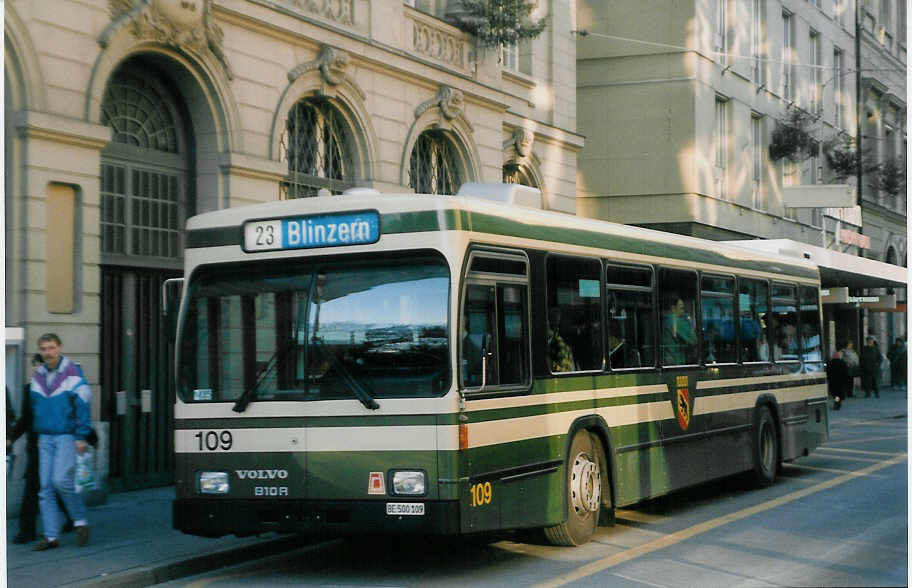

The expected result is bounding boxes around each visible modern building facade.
[575,0,906,357]
[4,0,581,497]
[856,0,907,348]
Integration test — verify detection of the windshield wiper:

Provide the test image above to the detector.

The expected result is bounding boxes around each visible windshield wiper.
[233,346,284,413]
[312,337,380,410]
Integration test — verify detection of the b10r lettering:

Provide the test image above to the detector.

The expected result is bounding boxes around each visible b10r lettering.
[194,430,233,451]
[255,486,288,496]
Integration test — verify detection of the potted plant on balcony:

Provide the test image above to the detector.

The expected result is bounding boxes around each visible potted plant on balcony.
[769,106,817,162]
[447,0,546,48]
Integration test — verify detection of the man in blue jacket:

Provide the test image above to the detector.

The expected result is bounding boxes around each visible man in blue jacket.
[30,333,91,550]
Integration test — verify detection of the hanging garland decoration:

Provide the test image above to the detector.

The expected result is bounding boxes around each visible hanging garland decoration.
[449,0,546,48]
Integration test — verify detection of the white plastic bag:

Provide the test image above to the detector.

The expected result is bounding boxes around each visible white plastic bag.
[75,448,97,493]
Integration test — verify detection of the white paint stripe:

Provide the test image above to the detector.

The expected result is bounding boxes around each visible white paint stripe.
[175,426,459,453]
[696,373,823,389]
[466,402,674,449]
[466,384,668,413]
[693,385,827,416]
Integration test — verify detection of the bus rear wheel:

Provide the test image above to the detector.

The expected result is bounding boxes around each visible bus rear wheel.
[544,430,604,546]
[751,405,779,487]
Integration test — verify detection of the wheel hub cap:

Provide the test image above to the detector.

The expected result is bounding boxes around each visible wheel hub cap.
[570,453,601,514]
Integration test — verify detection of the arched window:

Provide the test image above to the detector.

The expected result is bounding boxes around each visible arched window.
[280,98,352,198]
[409,130,461,195]
[100,67,187,259]
[503,162,538,187]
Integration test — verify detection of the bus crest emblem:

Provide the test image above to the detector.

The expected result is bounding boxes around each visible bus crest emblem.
[675,375,691,431]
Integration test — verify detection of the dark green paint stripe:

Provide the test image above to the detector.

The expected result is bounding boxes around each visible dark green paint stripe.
[185,208,818,279]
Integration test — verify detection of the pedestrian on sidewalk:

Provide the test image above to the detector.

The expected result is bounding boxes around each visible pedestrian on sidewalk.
[7,354,75,544]
[30,334,93,551]
[841,340,859,397]
[860,336,881,399]
[888,337,906,391]
[826,351,850,410]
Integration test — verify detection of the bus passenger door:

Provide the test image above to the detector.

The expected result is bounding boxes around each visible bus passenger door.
[458,249,533,533]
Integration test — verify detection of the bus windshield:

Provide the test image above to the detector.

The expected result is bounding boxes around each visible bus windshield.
[177,253,450,404]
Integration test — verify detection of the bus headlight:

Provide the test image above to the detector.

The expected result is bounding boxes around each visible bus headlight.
[391,470,426,496]
[198,471,229,495]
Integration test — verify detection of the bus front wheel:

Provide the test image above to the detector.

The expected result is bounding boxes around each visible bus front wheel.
[751,405,779,487]
[544,430,605,546]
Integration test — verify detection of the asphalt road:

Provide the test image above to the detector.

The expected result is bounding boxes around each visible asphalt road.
[158,409,908,587]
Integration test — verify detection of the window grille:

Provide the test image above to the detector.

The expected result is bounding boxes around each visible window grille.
[101,71,178,153]
[280,99,352,199]
[100,69,184,259]
[409,130,461,195]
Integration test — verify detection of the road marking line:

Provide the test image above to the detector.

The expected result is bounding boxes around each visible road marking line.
[817,447,905,457]
[615,509,669,525]
[783,463,886,478]
[824,434,907,445]
[535,453,907,588]
[809,453,883,463]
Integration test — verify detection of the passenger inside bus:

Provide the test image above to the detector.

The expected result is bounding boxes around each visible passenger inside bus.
[547,307,576,372]
[661,293,697,365]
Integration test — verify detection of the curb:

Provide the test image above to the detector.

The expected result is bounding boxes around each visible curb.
[65,535,305,588]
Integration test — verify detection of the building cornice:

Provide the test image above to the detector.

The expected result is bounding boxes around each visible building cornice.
[15,111,111,150]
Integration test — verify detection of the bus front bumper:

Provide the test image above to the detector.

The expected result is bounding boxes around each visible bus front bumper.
[173,498,461,538]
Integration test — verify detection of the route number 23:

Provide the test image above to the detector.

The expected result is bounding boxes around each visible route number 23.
[470,481,492,507]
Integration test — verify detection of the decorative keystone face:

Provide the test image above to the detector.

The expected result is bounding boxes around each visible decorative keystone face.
[153,0,204,30]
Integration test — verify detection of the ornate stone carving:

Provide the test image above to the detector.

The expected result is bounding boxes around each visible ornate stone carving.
[410,16,465,69]
[512,128,534,158]
[287,45,364,99]
[289,0,354,26]
[415,86,466,122]
[100,0,232,79]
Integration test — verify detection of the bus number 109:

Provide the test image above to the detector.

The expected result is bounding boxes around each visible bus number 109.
[194,430,233,451]
[470,481,492,507]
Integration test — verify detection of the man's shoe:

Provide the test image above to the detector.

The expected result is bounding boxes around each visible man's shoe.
[62,520,74,533]
[31,538,59,551]
[75,525,90,546]
[12,532,36,544]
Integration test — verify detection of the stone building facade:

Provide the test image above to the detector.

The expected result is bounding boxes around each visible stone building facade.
[4,0,582,494]
[575,0,905,356]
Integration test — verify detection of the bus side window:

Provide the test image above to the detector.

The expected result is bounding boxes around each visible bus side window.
[606,264,654,370]
[462,284,496,388]
[701,275,736,364]
[546,255,602,373]
[739,278,770,362]
[461,282,530,389]
[659,268,699,366]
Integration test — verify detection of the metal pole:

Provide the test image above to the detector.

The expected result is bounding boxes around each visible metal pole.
[855,0,863,207]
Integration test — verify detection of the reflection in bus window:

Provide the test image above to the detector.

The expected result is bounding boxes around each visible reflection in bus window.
[800,286,823,372]
[606,265,654,369]
[772,283,799,367]
[701,276,737,364]
[178,256,450,402]
[546,256,602,372]
[739,278,770,362]
[461,282,529,388]
[660,269,698,366]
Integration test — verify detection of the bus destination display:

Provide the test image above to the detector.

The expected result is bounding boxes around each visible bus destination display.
[244,210,380,252]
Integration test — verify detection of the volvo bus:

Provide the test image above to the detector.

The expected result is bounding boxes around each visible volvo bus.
[171,184,828,546]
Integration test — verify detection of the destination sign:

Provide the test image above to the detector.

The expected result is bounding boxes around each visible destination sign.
[243,210,380,252]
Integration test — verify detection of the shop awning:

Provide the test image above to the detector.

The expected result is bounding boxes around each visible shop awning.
[728,239,908,290]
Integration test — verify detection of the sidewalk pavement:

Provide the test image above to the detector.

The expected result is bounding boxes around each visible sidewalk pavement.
[6,385,907,588]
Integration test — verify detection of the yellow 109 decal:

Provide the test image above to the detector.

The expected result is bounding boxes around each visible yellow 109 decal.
[470,481,492,507]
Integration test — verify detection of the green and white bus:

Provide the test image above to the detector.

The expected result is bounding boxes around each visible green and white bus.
[171,184,828,546]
